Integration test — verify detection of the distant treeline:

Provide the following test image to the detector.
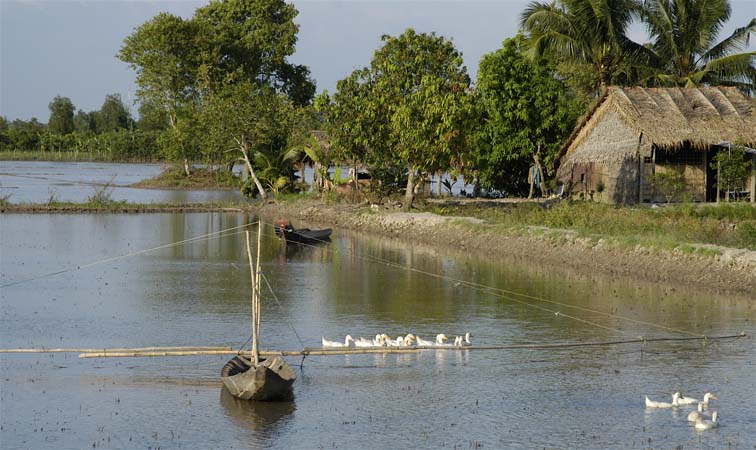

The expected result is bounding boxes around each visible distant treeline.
[0,93,165,161]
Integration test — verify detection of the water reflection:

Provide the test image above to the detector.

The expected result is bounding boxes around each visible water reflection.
[219,388,295,433]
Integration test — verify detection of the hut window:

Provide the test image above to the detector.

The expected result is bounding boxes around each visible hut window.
[643,156,652,163]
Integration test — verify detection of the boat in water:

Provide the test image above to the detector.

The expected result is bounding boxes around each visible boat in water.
[221,355,295,401]
[274,220,332,244]
[221,225,296,401]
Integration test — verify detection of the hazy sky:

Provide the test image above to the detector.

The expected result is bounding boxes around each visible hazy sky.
[1,0,754,121]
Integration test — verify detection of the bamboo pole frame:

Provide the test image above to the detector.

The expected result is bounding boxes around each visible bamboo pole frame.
[70,332,746,358]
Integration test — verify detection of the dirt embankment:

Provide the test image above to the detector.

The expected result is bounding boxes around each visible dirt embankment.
[258,200,756,296]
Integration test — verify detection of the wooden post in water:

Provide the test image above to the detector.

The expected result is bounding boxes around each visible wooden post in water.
[254,222,262,363]
[245,231,259,367]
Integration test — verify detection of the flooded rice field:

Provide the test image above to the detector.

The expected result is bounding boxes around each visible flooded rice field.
[1,213,755,449]
[0,161,242,203]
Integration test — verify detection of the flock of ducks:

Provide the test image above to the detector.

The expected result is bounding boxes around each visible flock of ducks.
[645,391,719,431]
[321,332,472,348]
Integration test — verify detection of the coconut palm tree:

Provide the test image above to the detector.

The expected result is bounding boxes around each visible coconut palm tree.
[520,0,646,93]
[640,0,755,91]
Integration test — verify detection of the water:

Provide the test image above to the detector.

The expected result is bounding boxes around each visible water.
[0,161,243,203]
[1,213,755,449]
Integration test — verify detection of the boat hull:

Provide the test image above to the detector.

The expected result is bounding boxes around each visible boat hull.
[221,355,295,401]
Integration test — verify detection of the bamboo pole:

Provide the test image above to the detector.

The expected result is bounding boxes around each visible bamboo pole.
[74,333,746,358]
[254,222,262,364]
[245,230,258,367]
[0,346,233,354]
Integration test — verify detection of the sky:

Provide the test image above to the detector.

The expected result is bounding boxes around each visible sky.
[1,0,755,121]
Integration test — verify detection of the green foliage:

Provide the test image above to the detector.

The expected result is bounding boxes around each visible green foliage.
[74,110,95,134]
[94,94,133,133]
[710,145,752,198]
[520,0,645,93]
[324,28,476,208]
[650,168,686,202]
[48,96,75,135]
[475,35,579,195]
[429,201,756,250]
[640,1,755,91]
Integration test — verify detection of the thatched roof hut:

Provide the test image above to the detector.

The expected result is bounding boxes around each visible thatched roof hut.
[556,86,756,203]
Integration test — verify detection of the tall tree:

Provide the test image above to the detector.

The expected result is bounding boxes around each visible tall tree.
[95,94,132,133]
[327,29,475,210]
[202,82,294,199]
[73,110,95,134]
[475,36,579,195]
[641,0,755,91]
[520,0,645,94]
[48,96,75,135]
[193,0,315,104]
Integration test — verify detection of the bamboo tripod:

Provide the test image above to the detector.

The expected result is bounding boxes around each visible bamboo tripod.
[245,225,263,368]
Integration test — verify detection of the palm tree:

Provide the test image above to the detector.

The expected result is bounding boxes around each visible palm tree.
[520,0,646,92]
[640,0,755,91]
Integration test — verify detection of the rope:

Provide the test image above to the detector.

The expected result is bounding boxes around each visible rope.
[260,272,306,349]
[258,221,704,338]
[1,222,258,288]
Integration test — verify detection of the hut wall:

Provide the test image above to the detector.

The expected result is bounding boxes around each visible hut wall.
[558,109,642,203]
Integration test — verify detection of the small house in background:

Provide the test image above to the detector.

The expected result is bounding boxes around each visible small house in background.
[555,86,756,204]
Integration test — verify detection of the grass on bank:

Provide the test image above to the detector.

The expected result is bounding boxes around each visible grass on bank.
[130,166,240,190]
[427,201,756,251]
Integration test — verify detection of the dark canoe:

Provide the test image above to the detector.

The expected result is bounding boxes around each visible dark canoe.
[274,220,332,244]
[221,355,295,401]
[281,227,332,244]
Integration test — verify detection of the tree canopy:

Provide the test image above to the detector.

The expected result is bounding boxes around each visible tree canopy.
[48,96,75,135]
[324,29,476,209]
[475,35,579,195]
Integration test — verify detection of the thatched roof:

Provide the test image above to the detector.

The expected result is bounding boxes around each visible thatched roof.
[557,86,756,166]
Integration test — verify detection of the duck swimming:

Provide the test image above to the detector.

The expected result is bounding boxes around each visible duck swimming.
[687,402,713,422]
[645,392,681,408]
[695,411,719,430]
[321,335,355,348]
[416,335,435,347]
[679,392,716,406]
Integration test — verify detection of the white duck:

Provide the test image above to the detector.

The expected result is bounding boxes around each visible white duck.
[416,335,435,347]
[354,336,375,347]
[679,392,717,406]
[321,335,355,348]
[687,402,713,422]
[435,334,455,347]
[645,392,681,408]
[402,334,416,346]
[695,411,719,430]
[453,336,463,347]
[462,332,472,346]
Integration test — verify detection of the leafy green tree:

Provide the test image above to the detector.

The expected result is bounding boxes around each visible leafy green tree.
[202,82,294,199]
[73,110,95,134]
[475,36,578,195]
[193,0,315,103]
[711,145,753,200]
[48,96,75,135]
[520,0,645,94]
[641,0,755,91]
[7,118,45,151]
[327,29,475,210]
[95,94,132,133]
[137,100,170,132]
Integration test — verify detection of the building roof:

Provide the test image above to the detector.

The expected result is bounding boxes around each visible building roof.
[557,86,756,166]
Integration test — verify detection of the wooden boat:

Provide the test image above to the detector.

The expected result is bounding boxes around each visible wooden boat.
[274,220,332,244]
[221,355,295,401]
[221,225,296,401]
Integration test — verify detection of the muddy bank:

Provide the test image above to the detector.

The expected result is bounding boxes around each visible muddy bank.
[258,200,756,296]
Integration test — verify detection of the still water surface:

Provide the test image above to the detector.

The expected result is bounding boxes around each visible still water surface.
[0,161,242,203]
[1,213,755,449]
